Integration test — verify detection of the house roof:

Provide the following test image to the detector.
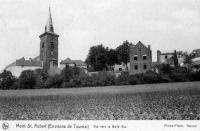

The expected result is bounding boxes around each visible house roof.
[60,58,86,66]
[5,57,42,69]
[192,57,200,65]
[192,49,200,53]
[16,57,42,67]
[132,41,149,50]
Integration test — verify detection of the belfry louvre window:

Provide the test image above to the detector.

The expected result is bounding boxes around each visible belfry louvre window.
[50,42,54,50]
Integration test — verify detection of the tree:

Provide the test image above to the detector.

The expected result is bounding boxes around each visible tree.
[85,44,108,71]
[106,49,119,66]
[0,70,16,89]
[34,69,48,88]
[19,70,37,89]
[116,40,131,70]
[184,52,194,71]
[174,50,179,67]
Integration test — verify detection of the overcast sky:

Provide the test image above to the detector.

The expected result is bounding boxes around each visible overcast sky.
[0,0,200,70]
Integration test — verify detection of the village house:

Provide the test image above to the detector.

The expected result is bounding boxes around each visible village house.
[60,58,88,73]
[157,50,185,66]
[5,57,42,77]
[191,49,200,58]
[113,62,130,72]
[129,41,152,75]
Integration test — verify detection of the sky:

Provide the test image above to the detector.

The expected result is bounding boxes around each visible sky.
[0,0,200,70]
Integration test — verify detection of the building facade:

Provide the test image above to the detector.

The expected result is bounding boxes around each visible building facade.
[5,57,42,77]
[157,50,185,66]
[60,58,88,73]
[129,41,152,75]
[114,62,130,72]
[191,49,200,58]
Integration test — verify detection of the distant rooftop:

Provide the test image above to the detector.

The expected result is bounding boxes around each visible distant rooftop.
[5,57,42,69]
[60,58,86,66]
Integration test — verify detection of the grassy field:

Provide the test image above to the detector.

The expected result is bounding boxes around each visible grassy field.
[0,82,200,120]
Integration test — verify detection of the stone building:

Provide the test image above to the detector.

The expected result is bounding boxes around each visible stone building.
[157,50,185,66]
[5,57,42,77]
[129,41,152,75]
[60,58,88,73]
[191,49,200,58]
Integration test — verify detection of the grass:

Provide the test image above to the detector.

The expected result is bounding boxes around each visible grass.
[0,82,200,120]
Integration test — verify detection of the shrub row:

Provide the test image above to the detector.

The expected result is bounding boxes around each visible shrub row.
[1,65,200,90]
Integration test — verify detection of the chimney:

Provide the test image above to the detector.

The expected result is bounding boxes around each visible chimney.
[148,45,151,49]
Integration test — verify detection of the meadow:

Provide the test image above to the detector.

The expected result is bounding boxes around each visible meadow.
[0,82,200,120]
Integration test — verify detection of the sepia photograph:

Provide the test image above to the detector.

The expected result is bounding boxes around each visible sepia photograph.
[0,0,200,126]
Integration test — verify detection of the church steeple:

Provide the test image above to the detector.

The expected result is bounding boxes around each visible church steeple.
[40,7,59,72]
[45,7,54,32]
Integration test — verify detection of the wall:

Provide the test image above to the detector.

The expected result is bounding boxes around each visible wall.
[6,66,42,77]
[130,43,152,75]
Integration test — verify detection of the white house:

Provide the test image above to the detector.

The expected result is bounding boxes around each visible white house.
[60,58,88,73]
[5,57,42,77]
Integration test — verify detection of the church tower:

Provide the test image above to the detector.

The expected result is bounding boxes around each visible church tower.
[39,7,59,72]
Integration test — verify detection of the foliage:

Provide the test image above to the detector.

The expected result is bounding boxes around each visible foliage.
[142,70,163,84]
[45,74,63,88]
[85,44,108,71]
[0,70,16,89]
[19,70,37,89]
[115,72,129,85]
[34,69,48,88]
[106,49,119,66]
[156,64,172,74]
[116,40,132,70]
[173,50,179,67]
[170,67,189,82]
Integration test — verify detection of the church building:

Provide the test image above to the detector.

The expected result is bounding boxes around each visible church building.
[5,8,60,77]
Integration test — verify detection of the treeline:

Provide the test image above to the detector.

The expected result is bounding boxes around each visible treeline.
[1,64,200,90]
[85,40,131,71]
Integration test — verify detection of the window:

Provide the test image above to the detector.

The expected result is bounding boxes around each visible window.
[165,55,168,59]
[143,64,147,70]
[143,55,147,60]
[134,55,138,61]
[51,51,53,55]
[50,26,54,32]
[50,42,54,50]
[134,65,138,70]
[42,43,44,48]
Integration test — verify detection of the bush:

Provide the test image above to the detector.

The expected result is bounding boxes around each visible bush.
[19,70,37,89]
[115,72,129,85]
[34,69,48,89]
[143,71,163,84]
[128,75,140,85]
[45,74,63,88]
[189,71,200,81]
[170,67,189,82]
[0,70,16,89]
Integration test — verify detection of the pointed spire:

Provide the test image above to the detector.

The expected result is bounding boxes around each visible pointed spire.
[45,7,54,32]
